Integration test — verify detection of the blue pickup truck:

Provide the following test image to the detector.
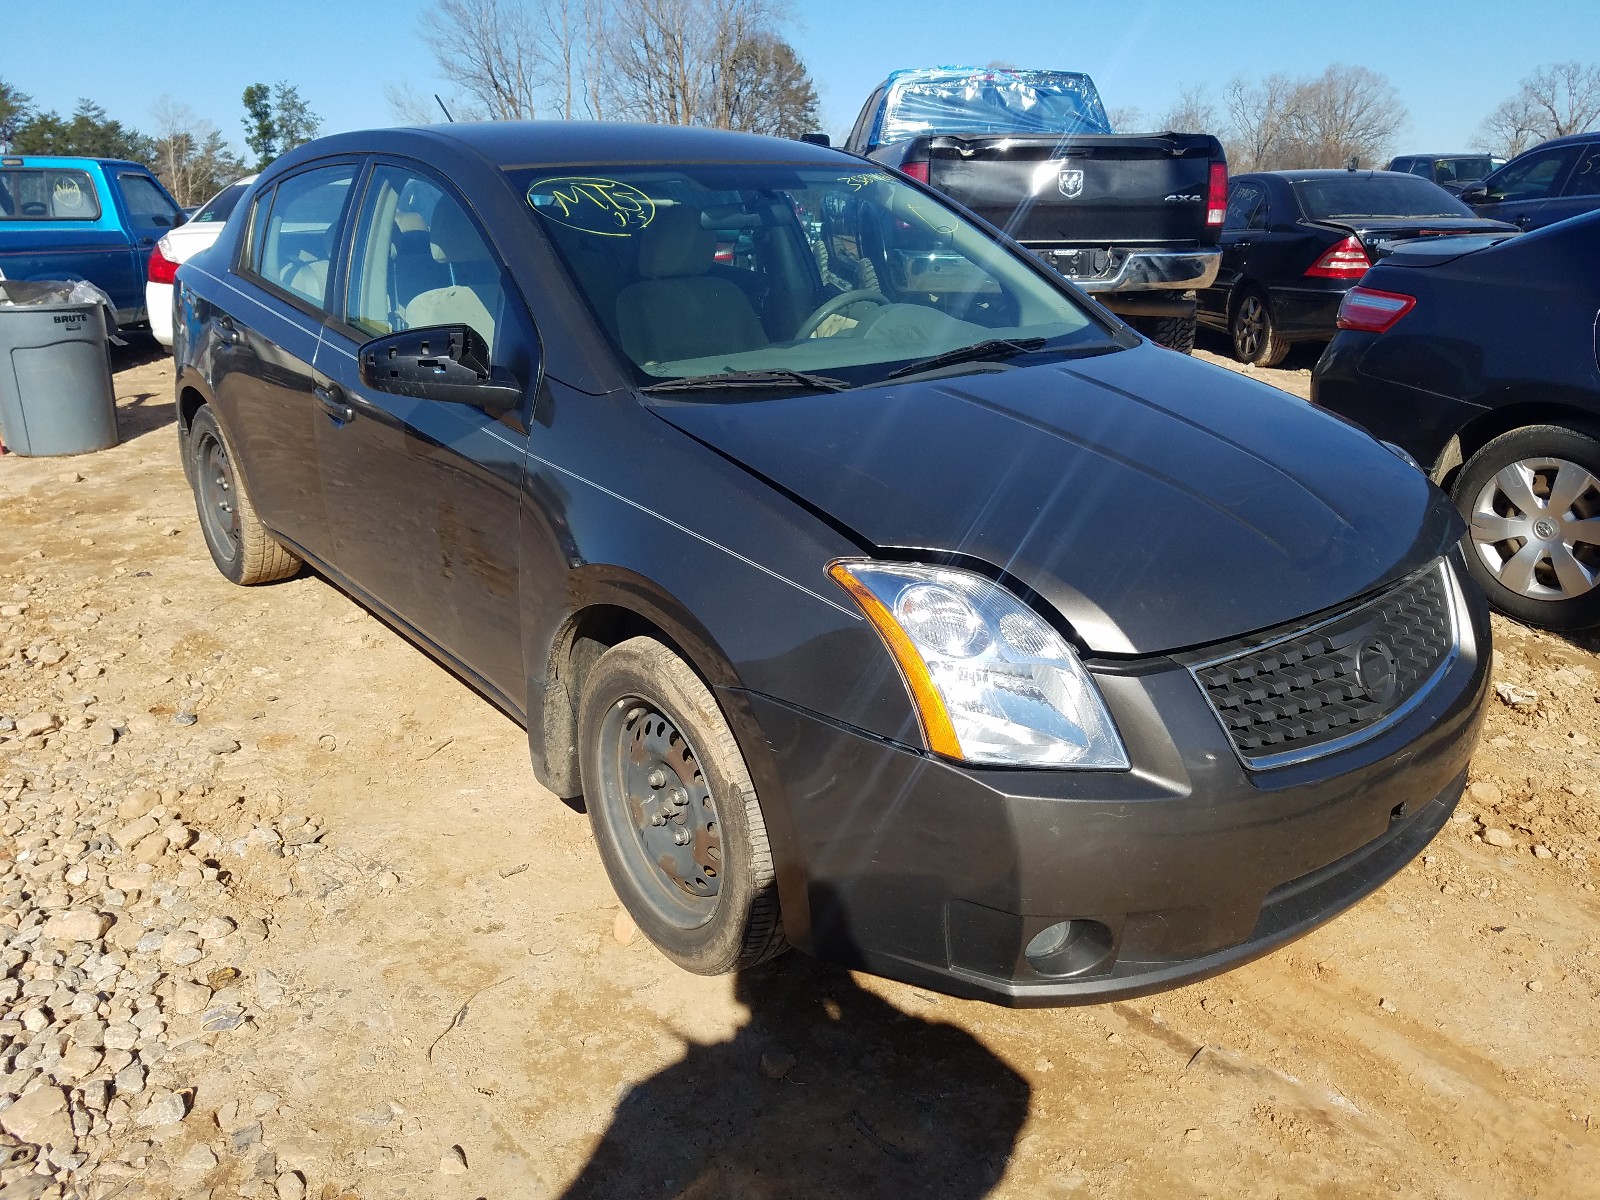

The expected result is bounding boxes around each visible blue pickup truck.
[0,155,185,327]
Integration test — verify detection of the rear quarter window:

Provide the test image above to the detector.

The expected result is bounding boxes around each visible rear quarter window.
[0,167,102,221]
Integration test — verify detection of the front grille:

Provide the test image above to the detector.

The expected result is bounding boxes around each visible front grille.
[1191,562,1459,768]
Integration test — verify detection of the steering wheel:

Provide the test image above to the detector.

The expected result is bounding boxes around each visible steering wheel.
[795,289,890,339]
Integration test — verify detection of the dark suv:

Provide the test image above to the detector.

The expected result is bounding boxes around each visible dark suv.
[1460,133,1600,230]
[1386,154,1506,194]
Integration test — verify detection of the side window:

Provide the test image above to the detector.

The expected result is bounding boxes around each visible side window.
[1223,183,1263,231]
[117,173,182,232]
[1486,148,1577,203]
[851,89,886,150]
[344,165,505,352]
[1562,144,1600,197]
[0,168,102,221]
[255,164,357,309]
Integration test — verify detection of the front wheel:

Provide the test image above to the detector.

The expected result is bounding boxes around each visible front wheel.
[578,637,787,974]
[1230,289,1290,368]
[1452,425,1600,630]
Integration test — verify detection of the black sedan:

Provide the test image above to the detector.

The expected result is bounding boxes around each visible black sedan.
[1313,211,1600,631]
[172,122,1489,1005]
[1198,170,1517,367]
[1459,132,1600,232]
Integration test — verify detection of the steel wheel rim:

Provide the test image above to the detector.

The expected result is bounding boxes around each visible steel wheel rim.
[197,432,240,562]
[597,697,722,930]
[1235,296,1264,360]
[1470,455,1600,600]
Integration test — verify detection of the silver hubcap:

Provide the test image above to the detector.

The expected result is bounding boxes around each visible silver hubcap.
[1234,296,1265,360]
[1470,456,1600,600]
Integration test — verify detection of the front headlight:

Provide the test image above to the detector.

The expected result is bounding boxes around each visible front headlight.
[828,561,1129,769]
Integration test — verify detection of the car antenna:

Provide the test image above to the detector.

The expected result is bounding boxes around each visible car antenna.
[434,94,455,123]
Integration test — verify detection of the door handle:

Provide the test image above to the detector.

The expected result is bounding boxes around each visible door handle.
[315,385,356,424]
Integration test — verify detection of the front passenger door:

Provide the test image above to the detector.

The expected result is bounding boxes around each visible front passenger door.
[311,163,532,711]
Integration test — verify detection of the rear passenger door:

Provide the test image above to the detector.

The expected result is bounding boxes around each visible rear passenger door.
[1542,142,1600,226]
[1470,145,1579,229]
[210,161,359,562]
[310,161,531,710]
[1202,180,1266,322]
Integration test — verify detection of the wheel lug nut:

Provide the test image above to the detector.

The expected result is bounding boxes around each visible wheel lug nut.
[650,813,666,827]
[647,769,667,789]
[672,827,691,846]
[669,788,687,807]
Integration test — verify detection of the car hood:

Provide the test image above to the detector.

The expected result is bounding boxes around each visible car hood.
[649,343,1462,656]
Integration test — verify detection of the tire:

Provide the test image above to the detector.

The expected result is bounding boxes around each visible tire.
[578,637,787,974]
[188,406,301,586]
[1451,424,1600,631]
[1136,313,1196,354]
[1230,288,1290,368]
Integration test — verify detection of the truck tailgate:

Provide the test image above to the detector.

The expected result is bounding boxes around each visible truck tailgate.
[925,133,1222,248]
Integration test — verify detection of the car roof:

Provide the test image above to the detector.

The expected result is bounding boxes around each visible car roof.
[273,121,851,174]
[1239,170,1424,183]
[0,155,149,171]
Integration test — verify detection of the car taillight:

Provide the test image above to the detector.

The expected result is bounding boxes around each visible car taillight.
[1206,161,1228,226]
[1336,286,1415,333]
[1305,235,1371,279]
[146,238,179,285]
[900,160,930,184]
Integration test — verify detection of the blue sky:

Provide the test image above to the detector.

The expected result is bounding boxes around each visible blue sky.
[5,0,1595,151]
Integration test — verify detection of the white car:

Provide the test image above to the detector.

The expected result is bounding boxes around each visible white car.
[146,175,256,347]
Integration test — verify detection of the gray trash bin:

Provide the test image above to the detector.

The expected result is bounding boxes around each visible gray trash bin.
[0,280,119,457]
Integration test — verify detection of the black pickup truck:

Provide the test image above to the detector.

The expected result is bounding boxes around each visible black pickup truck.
[841,68,1227,351]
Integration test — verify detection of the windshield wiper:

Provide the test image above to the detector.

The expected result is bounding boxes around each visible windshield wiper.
[641,368,851,394]
[884,337,1048,381]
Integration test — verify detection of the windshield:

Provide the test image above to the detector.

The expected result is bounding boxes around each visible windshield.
[511,162,1111,389]
[1295,174,1474,220]
[878,69,1111,142]
[191,179,252,224]
[1434,157,1500,184]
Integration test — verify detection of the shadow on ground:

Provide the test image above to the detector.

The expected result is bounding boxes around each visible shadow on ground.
[561,949,1030,1200]
[1195,324,1325,371]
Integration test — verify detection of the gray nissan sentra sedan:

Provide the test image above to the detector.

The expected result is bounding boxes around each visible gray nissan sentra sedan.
[170,122,1491,1005]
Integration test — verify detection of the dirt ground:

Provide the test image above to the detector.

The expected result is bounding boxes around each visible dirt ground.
[0,338,1597,1200]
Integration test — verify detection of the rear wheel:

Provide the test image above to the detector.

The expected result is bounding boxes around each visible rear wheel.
[1452,425,1600,630]
[578,637,787,974]
[1230,289,1290,368]
[1136,313,1196,354]
[188,406,301,586]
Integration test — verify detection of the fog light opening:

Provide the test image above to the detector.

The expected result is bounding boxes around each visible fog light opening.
[1024,919,1115,979]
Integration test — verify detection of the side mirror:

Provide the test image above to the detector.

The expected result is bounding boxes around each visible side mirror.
[800,132,831,147]
[1459,184,1488,205]
[359,324,522,413]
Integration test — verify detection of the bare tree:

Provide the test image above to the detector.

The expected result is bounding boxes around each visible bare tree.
[1158,84,1217,135]
[606,0,782,128]
[1104,106,1144,133]
[1476,61,1600,155]
[1223,73,1297,171]
[384,82,478,125]
[1283,65,1405,169]
[1522,61,1600,137]
[1474,93,1544,158]
[421,0,546,120]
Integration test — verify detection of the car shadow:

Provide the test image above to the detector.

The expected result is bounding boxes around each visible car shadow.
[559,892,1031,1199]
[1195,325,1324,372]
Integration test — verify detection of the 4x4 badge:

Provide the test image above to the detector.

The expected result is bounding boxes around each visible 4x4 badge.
[1058,168,1085,199]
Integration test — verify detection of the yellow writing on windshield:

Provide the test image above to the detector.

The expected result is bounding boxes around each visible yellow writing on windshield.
[839,172,881,191]
[526,177,656,236]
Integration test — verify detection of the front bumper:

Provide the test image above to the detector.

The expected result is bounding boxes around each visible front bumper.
[1033,246,1221,294]
[736,562,1491,1006]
